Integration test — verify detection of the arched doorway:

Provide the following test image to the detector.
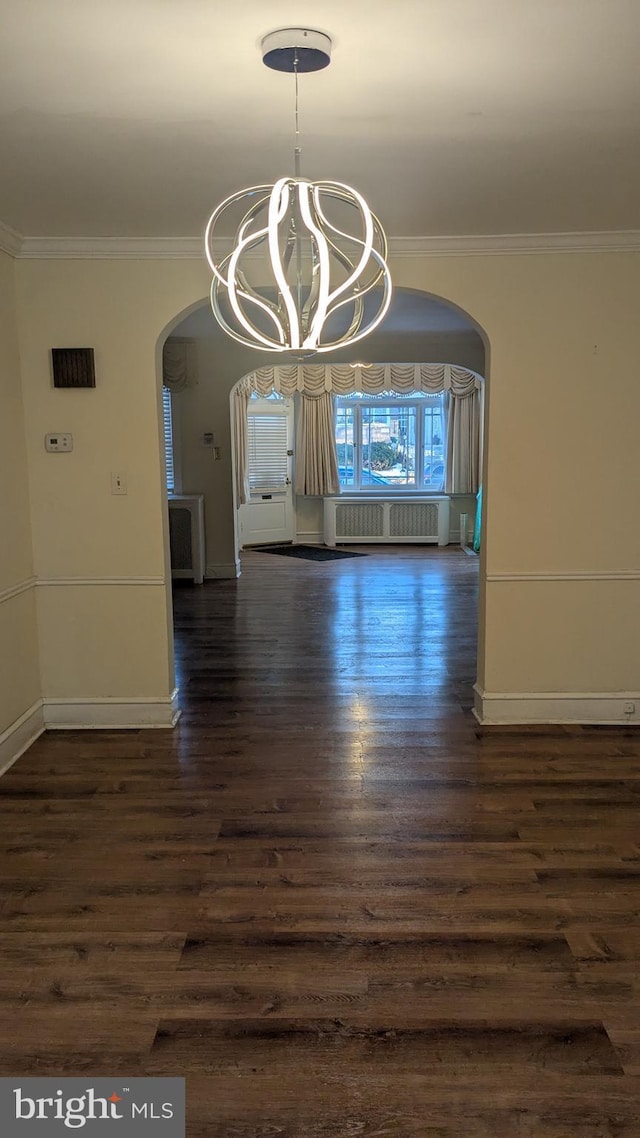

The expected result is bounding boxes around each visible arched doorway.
[157,287,490,712]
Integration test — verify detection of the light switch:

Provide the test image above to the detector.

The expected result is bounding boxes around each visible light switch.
[111,471,127,495]
[45,433,73,452]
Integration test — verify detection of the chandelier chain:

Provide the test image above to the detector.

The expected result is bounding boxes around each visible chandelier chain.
[294,52,301,178]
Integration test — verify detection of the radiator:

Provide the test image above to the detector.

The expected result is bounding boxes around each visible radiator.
[168,494,205,583]
[324,497,450,547]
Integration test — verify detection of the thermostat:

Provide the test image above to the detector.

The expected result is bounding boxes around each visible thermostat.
[45,433,73,452]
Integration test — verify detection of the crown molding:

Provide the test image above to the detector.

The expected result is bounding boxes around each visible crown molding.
[0,220,23,257]
[389,231,640,256]
[12,229,640,260]
[18,236,204,259]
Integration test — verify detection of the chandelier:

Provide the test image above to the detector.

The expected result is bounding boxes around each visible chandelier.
[204,28,392,354]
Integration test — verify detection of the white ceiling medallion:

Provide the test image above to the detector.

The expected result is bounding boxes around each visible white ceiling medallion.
[204,28,392,354]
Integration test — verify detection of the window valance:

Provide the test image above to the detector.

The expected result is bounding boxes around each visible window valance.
[163,338,197,393]
[240,363,481,399]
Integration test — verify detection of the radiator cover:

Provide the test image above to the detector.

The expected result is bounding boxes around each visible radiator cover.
[168,494,205,583]
[324,496,450,546]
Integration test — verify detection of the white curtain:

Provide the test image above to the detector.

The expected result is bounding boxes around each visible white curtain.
[295,393,340,497]
[445,390,481,494]
[233,386,251,505]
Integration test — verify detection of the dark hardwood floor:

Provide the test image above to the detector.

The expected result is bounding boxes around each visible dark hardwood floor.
[2,546,640,1136]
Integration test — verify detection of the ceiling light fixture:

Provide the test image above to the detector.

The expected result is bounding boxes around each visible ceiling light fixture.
[204,28,392,354]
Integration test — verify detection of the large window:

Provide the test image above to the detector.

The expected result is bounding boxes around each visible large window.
[335,393,446,492]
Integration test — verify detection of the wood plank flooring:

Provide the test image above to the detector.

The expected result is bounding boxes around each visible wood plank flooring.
[1,545,640,1136]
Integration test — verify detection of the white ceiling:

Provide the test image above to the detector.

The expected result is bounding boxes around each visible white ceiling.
[1,0,639,239]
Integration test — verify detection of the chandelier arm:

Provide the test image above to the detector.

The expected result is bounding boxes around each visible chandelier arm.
[204,185,273,281]
[300,245,322,325]
[326,260,388,313]
[234,269,288,331]
[299,215,364,345]
[211,284,287,351]
[312,254,393,353]
[321,234,388,302]
[322,247,392,320]
[310,183,389,307]
[332,296,365,346]
[268,179,301,349]
[298,218,385,348]
[213,293,287,351]
[296,182,331,349]
[225,236,289,349]
[311,188,390,287]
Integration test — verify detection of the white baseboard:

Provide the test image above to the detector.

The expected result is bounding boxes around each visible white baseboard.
[295,532,324,545]
[474,684,640,725]
[43,689,181,730]
[205,561,240,579]
[0,700,45,777]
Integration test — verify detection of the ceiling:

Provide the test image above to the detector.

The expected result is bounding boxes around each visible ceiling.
[1,0,639,239]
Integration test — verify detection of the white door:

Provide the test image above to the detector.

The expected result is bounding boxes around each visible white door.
[238,398,295,547]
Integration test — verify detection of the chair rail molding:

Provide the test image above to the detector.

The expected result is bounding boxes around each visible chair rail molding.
[0,577,37,604]
[486,569,640,582]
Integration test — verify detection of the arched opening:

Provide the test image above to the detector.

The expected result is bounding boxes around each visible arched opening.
[157,287,490,714]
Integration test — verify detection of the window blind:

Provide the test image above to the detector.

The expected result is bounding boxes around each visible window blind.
[162,386,175,493]
[247,413,288,491]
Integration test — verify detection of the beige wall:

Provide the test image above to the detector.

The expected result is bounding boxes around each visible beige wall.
[8,248,640,725]
[0,251,41,753]
[13,259,210,717]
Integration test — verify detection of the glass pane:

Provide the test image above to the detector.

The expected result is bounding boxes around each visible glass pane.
[336,404,355,487]
[360,405,416,487]
[422,400,445,491]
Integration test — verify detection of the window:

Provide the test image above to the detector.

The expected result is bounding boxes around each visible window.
[335,393,446,492]
[162,386,175,493]
[247,408,290,492]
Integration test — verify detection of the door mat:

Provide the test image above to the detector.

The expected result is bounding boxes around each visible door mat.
[256,544,368,561]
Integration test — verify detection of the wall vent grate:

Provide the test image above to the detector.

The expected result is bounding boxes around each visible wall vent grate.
[335,503,385,539]
[389,501,440,538]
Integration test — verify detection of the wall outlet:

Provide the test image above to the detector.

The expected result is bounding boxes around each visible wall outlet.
[623,701,635,715]
[111,471,127,495]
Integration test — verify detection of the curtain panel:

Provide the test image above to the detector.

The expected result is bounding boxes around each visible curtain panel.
[233,387,251,505]
[294,393,340,497]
